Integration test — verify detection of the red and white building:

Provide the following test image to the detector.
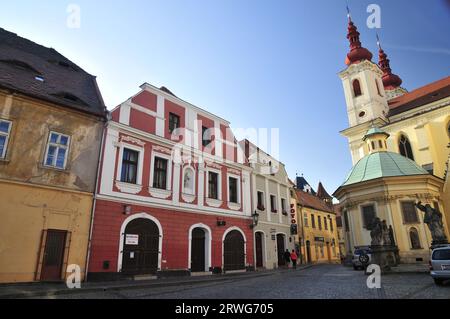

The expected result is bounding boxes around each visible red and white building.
[88,83,254,280]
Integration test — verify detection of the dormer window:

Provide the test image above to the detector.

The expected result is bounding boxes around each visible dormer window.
[52,92,88,106]
[353,79,362,97]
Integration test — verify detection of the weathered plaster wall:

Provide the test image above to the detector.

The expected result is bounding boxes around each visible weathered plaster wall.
[0,92,103,192]
[0,181,93,283]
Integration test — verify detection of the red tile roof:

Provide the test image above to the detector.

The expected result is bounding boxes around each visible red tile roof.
[0,28,106,117]
[296,189,334,213]
[388,76,450,116]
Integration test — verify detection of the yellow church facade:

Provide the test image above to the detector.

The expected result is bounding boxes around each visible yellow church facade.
[335,16,450,263]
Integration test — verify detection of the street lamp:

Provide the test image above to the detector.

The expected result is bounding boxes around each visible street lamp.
[250,211,259,229]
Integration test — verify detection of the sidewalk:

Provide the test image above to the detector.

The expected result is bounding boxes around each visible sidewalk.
[0,265,312,299]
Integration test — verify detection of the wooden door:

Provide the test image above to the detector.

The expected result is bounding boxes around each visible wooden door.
[122,218,159,275]
[306,241,311,263]
[277,234,285,266]
[191,228,206,272]
[41,230,67,281]
[255,232,264,268]
[223,230,245,271]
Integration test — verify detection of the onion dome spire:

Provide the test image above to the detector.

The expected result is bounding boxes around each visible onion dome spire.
[377,34,403,90]
[345,7,373,66]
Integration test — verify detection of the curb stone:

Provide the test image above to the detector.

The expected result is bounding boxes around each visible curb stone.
[1,265,313,299]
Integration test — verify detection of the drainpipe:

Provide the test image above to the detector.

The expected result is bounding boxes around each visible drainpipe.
[84,115,109,282]
[298,203,305,264]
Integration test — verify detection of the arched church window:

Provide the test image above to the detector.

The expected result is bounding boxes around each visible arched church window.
[183,167,195,195]
[409,227,421,249]
[399,135,414,161]
[353,79,362,97]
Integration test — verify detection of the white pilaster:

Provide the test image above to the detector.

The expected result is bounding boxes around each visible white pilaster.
[156,95,165,137]
[119,104,130,125]
[242,170,251,216]
[214,120,223,159]
[172,163,181,205]
[265,178,271,222]
[100,128,119,194]
[198,163,205,208]
[277,183,282,224]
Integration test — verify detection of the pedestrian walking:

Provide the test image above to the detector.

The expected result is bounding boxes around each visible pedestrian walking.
[290,250,298,269]
[283,249,291,268]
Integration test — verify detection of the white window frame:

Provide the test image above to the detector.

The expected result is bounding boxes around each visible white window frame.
[43,131,71,169]
[0,119,12,159]
[206,167,221,201]
[256,190,265,209]
[281,198,287,213]
[270,194,278,212]
[227,173,241,204]
[150,151,173,191]
[116,143,144,186]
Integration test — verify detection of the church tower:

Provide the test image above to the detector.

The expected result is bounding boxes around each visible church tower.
[339,14,389,128]
[377,36,408,100]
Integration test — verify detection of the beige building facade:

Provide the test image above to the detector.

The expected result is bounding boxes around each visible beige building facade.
[242,140,295,269]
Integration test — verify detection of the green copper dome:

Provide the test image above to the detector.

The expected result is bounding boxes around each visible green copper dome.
[342,152,429,186]
[363,127,390,141]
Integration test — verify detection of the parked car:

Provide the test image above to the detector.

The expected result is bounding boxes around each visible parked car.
[430,245,450,286]
[352,246,372,270]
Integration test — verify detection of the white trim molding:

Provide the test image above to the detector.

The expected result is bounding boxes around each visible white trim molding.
[188,223,212,272]
[149,150,173,199]
[205,166,222,207]
[222,226,247,270]
[115,141,145,194]
[227,172,241,211]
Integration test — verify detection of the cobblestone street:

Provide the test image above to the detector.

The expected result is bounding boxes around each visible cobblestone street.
[40,265,450,299]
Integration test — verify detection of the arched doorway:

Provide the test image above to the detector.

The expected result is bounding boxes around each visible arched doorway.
[306,240,311,263]
[223,230,245,271]
[121,218,160,275]
[191,228,206,272]
[255,232,264,268]
[277,234,286,266]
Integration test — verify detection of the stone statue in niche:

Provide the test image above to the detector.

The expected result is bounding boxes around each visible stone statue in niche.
[415,202,448,245]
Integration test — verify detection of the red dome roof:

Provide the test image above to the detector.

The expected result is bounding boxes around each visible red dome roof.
[378,45,402,89]
[345,20,373,65]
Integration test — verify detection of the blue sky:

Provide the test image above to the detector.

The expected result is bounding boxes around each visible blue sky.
[1,0,449,194]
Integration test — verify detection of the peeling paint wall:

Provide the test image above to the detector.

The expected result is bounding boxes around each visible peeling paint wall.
[0,91,103,192]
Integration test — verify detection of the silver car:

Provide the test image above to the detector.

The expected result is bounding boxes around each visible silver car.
[352,247,372,270]
[430,245,450,285]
